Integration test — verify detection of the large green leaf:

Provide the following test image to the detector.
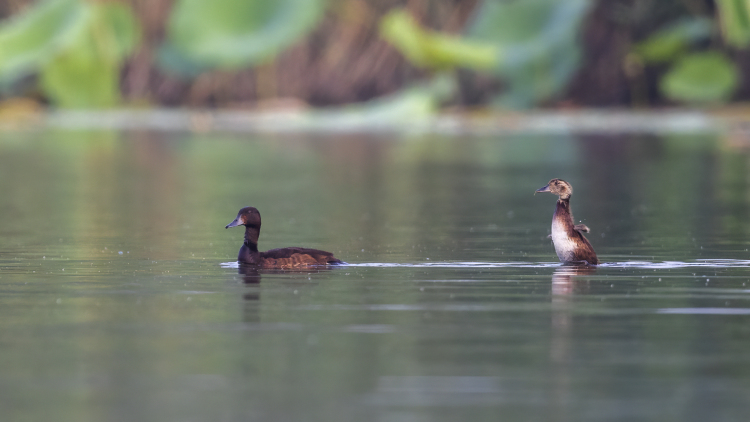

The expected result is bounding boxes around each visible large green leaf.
[40,2,141,108]
[379,10,496,71]
[0,0,140,107]
[158,0,326,75]
[466,0,593,107]
[633,17,714,64]
[378,0,592,108]
[0,0,87,85]
[497,40,582,108]
[468,0,565,43]
[716,0,750,48]
[660,52,739,104]
[96,2,141,60]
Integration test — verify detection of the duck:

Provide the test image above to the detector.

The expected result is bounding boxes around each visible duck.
[535,178,598,265]
[225,206,343,268]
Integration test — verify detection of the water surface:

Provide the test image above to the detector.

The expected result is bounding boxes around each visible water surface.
[1,130,749,421]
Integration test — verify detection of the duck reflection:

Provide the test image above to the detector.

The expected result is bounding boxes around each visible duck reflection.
[551,264,595,296]
[551,264,594,362]
[238,264,261,302]
[238,264,262,284]
[236,264,339,301]
[551,264,596,361]
[237,264,338,324]
[550,264,596,410]
[238,265,262,324]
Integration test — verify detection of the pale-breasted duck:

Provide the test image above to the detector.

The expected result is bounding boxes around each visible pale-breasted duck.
[536,179,598,265]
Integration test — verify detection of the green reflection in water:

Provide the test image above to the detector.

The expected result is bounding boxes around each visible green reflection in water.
[0,130,749,421]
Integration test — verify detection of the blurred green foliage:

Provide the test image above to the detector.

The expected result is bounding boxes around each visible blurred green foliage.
[0,0,327,106]
[631,3,748,106]
[379,10,497,71]
[380,0,592,108]
[0,0,139,108]
[660,52,739,104]
[466,0,591,107]
[0,0,84,84]
[3,0,750,109]
[158,0,327,76]
[632,18,714,64]
[41,2,140,107]
[315,72,456,128]
[717,0,750,48]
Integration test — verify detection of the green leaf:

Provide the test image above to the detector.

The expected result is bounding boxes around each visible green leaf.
[660,52,739,104]
[379,0,593,107]
[379,10,497,71]
[96,2,141,59]
[41,34,119,108]
[40,2,141,108]
[159,0,326,74]
[496,42,582,108]
[633,17,714,63]
[468,0,566,43]
[717,0,750,48]
[0,0,88,85]
[466,0,593,107]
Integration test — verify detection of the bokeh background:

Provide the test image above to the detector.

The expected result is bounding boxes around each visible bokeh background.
[4,3,750,421]
[1,0,749,111]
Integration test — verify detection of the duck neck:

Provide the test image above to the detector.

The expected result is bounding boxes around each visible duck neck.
[243,225,260,252]
[555,197,573,223]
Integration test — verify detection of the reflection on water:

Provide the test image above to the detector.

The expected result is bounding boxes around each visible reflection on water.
[224,259,750,269]
[656,307,750,314]
[2,131,750,421]
[365,376,502,406]
[238,263,262,285]
[551,264,595,296]
[549,265,591,415]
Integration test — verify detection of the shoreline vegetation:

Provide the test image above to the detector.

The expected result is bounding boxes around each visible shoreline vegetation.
[1,1,749,111]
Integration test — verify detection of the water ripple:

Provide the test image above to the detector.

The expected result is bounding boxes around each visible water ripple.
[221,259,750,270]
[656,308,750,315]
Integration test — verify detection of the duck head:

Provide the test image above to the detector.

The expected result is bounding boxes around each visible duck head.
[536,178,573,200]
[226,206,261,228]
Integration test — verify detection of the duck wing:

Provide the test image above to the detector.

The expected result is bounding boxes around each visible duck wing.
[261,247,343,266]
[573,224,590,233]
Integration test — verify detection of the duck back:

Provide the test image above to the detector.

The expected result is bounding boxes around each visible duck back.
[259,247,343,268]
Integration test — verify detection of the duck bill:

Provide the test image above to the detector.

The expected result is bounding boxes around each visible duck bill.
[225,218,242,229]
[535,184,551,194]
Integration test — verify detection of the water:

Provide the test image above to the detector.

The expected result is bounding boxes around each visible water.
[1,130,750,421]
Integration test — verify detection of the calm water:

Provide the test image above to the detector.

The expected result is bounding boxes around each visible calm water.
[1,130,750,421]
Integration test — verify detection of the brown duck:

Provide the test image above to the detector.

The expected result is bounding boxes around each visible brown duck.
[225,207,343,268]
[536,179,598,265]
